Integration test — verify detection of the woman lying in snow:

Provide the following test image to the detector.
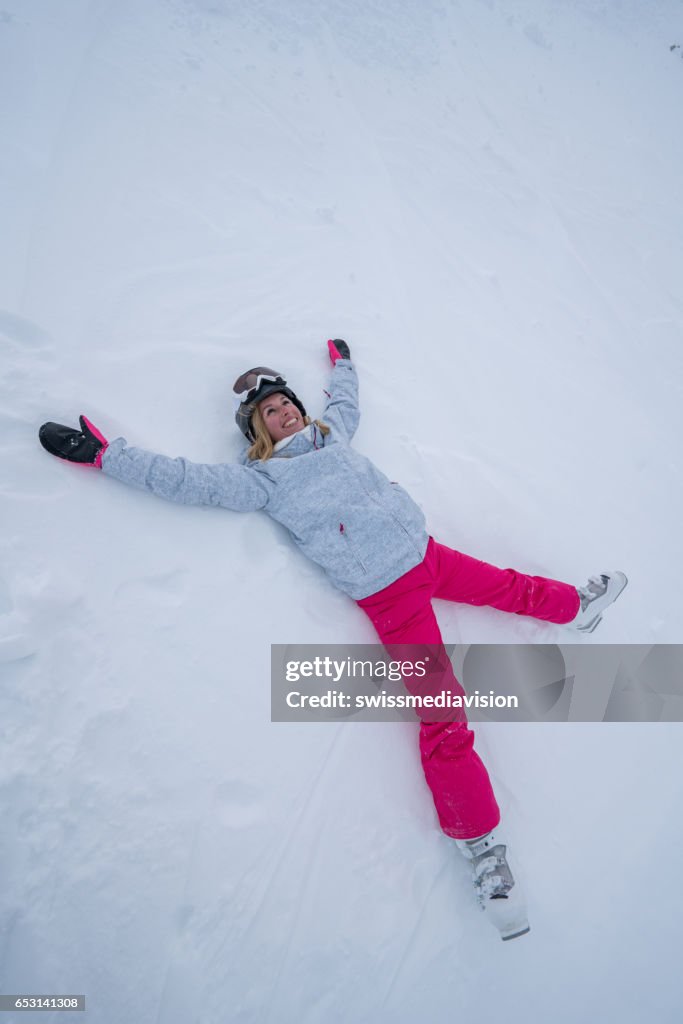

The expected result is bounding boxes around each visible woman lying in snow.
[39,338,627,941]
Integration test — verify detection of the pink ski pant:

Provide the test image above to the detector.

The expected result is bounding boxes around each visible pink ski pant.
[356,537,580,840]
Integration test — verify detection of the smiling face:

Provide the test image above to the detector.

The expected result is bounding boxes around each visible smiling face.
[258,391,305,443]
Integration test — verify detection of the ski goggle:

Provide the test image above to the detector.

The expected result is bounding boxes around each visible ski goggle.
[232,367,287,405]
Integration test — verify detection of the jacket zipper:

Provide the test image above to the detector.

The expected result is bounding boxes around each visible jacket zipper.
[350,463,424,559]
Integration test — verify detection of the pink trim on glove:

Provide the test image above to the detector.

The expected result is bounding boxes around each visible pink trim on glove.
[81,414,109,468]
[327,339,343,364]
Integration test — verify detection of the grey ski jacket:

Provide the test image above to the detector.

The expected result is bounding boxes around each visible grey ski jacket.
[101,359,429,600]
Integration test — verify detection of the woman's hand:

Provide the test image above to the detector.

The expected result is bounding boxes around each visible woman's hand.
[39,415,109,468]
[327,338,351,364]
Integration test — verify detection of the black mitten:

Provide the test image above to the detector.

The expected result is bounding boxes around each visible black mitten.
[39,415,109,467]
[327,338,351,363]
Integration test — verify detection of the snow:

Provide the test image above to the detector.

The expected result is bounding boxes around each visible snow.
[2,0,683,1020]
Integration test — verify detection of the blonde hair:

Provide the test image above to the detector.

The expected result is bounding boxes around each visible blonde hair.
[247,406,330,462]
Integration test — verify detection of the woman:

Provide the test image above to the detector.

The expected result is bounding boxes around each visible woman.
[39,339,627,940]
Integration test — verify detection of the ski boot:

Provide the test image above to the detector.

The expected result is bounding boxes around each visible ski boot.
[569,571,628,634]
[456,827,530,941]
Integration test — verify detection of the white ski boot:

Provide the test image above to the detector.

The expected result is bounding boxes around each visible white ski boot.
[456,827,530,941]
[569,570,628,634]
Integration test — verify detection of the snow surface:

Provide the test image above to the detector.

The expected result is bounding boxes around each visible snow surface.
[2,1,683,1021]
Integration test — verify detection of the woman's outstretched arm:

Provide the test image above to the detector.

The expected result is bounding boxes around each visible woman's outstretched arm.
[322,339,360,442]
[39,415,269,512]
[102,438,269,511]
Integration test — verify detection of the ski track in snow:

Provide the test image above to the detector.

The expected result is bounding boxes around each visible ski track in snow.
[2,0,683,1020]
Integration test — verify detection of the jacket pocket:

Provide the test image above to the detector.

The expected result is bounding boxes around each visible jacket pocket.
[389,513,423,557]
[339,522,367,574]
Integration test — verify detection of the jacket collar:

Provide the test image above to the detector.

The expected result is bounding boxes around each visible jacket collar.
[273,423,314,453]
